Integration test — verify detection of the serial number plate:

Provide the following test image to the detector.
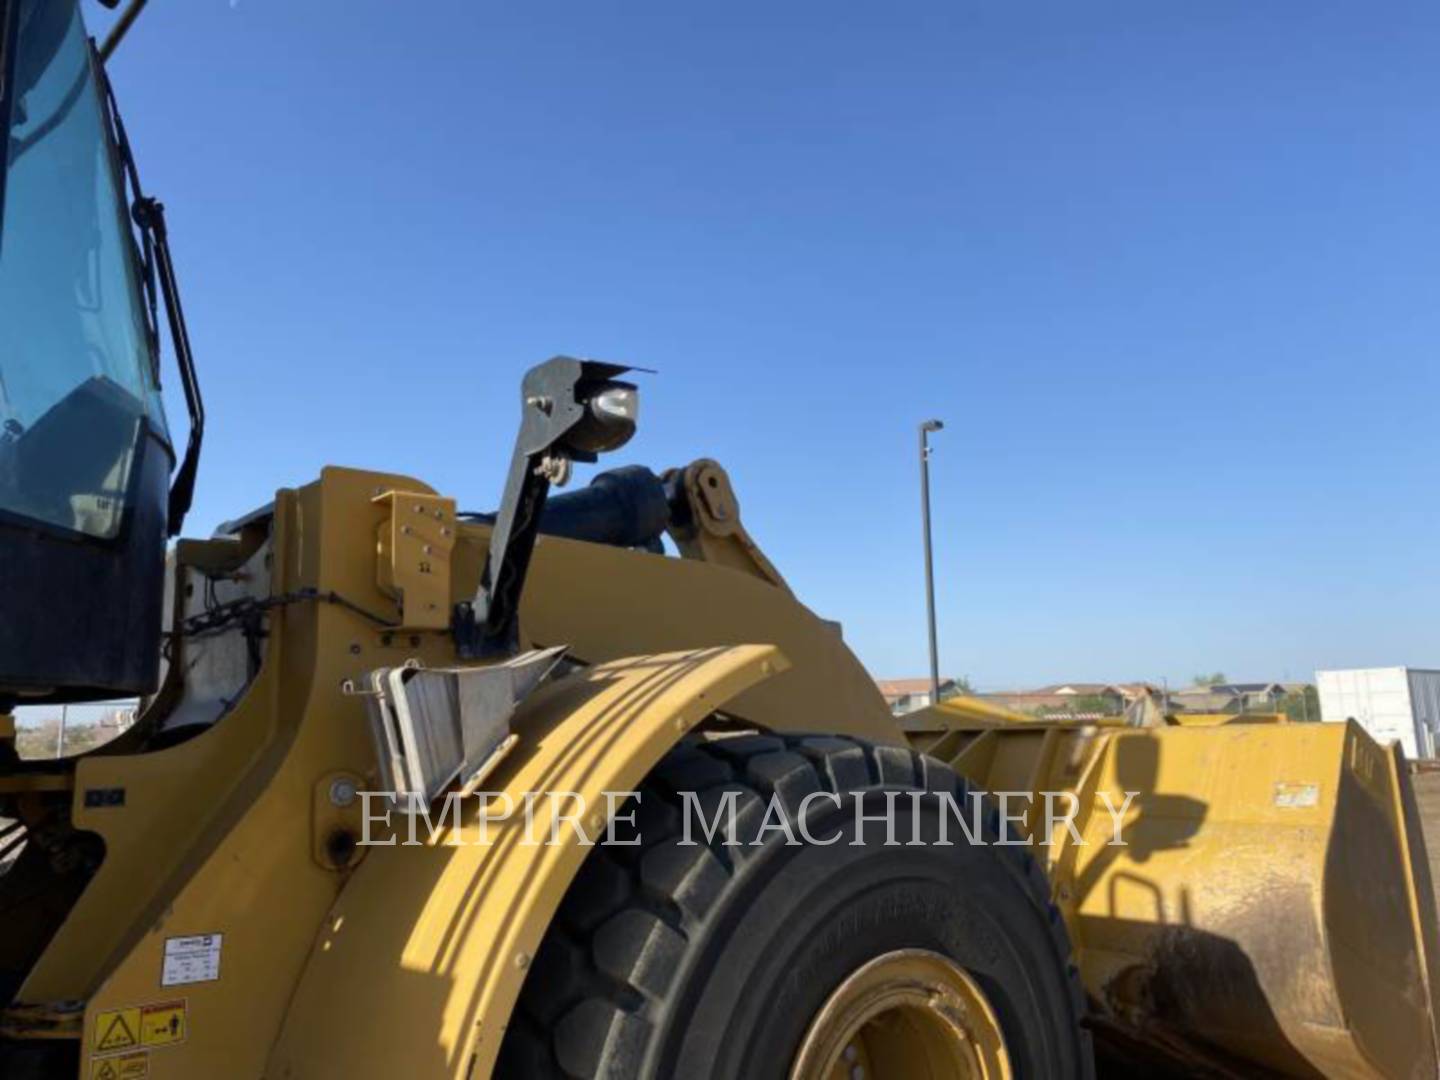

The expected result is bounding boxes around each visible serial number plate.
[161,934,222,987]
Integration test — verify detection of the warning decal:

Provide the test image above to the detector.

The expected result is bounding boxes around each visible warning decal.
[90,1051,149,1080]
[94,1007,140,1052]
[1274,782,1320,808]
[138,1001,186,1047]
[94,1000,186,1054]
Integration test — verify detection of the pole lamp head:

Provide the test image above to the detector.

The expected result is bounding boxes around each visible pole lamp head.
[921,419,944,434]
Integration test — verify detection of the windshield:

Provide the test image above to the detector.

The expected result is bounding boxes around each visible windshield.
[0,0,168,539]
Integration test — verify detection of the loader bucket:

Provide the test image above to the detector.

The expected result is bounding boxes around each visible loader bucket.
[909,715,1440,1077]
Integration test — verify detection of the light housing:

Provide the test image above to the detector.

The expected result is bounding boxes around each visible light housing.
[563,381,638,457]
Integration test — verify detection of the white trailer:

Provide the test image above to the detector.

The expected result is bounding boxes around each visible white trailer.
[1317,667,1440,760]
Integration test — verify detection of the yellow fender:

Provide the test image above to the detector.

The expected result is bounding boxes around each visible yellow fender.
[267,644,788,1079]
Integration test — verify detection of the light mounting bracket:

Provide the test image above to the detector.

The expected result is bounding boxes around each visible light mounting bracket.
[455,357,640,658]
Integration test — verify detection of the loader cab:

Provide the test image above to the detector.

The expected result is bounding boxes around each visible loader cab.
[0,0,186,705]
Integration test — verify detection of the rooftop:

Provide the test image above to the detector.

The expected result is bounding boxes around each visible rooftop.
[876,678,957,699]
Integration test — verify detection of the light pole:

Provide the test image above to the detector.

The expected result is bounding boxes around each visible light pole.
[919,420,944,705]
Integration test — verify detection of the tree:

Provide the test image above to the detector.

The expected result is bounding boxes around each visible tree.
[951,676,975,695]
[14,719,114,760]
[1282,685,1321,723]
[1069,694,1122,716]
[1192,671,1227,688]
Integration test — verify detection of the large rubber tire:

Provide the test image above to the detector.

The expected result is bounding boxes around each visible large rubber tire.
[495,733,1093,1080]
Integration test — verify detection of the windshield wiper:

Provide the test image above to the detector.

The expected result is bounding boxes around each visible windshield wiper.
[93,43,203,538]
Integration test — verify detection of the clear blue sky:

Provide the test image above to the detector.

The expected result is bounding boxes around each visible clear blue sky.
[96,0,1440,690]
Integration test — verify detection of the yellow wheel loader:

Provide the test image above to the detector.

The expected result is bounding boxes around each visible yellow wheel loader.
[0,3,1435,1079]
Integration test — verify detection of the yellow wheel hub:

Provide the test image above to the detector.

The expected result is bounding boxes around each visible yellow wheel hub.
[789,949,1012,1080]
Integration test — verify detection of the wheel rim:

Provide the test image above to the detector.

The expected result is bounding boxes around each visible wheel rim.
[788,948,1013,1080]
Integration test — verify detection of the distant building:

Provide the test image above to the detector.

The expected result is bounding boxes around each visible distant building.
[1318,668,1440,759]
[97,706,137,731]
[1212,683,1285,710]
[1169,682,1285,714]
[982,683,1126,717]
[1167,687,1243,713]
[876,678,961,716]
[1113,683,1162,704]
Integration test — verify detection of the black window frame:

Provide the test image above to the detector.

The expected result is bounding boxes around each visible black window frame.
[0,0,20,246]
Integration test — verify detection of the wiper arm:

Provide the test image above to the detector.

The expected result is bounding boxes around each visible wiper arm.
[133,192,203,536]
[94,44,203,537]
[99,0,149,63]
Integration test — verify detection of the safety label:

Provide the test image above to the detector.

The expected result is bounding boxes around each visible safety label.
[161,933,223,986]
[1274,782,1320,808]
[95,1008,140,1052]
[90,1051,149,1080]
[94,1001,186,1052]
[138,1000,186,1047]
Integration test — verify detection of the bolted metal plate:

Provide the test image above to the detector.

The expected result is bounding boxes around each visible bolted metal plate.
[372,490,457,630]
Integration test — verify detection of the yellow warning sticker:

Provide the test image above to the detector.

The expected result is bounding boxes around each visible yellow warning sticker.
[90,1050,149,1080]
[94,1007,141,1052]
[94,1000,186,1053]
[138,1000,186,1047]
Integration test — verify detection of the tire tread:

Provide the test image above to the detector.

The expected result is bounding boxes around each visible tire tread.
[496,734,1094,1080]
